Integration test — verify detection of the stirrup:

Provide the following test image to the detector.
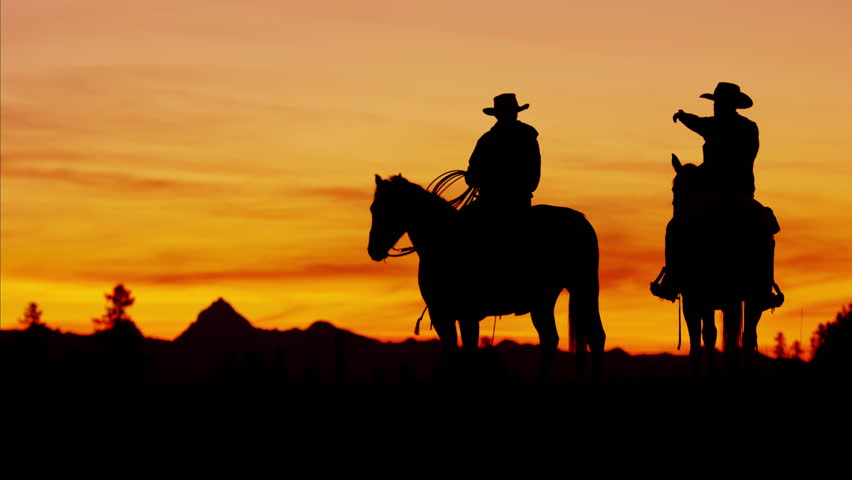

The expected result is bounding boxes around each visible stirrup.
[650,266,680,302]
[761,282,785,311]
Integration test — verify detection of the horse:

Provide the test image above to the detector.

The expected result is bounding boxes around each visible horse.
[654,154,782,374]
[368,173,605,384]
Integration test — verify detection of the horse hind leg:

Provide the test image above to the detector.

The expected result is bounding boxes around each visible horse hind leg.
[568,286,605,380]
[682,297,707,375]
[742,301,762,372]
[701,309,717,375]
[722,302,744,374]
[530,289,562,385]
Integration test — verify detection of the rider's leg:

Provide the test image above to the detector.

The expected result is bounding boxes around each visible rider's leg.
[652,217,684,301]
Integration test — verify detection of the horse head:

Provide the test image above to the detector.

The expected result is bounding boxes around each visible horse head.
[368,174,410,261]
[671,153,704,217]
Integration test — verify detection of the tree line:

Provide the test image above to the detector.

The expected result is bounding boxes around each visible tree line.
[14,286,852,368]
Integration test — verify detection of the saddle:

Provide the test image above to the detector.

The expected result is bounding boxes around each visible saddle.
[651,194,783,310]
[461,201,535,316]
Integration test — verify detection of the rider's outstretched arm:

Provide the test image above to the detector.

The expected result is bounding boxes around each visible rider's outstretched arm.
[673,110,708,136]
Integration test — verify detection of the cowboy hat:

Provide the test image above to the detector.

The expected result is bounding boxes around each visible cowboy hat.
[483,93,530,116]
[700,82,753,109]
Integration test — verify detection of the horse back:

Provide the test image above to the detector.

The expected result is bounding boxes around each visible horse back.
[527,204,600,273]
[530,205,597,242]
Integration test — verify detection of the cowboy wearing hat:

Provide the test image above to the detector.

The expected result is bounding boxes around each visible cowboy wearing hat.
[462,93,541,314]
[655,82,782,311]
[673,82,759,198]
[465,93,541,214]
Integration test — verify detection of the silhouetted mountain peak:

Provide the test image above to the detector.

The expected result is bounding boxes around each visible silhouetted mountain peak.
[306,320,337,333]
[175,298,255,345]
[607,347,630,357]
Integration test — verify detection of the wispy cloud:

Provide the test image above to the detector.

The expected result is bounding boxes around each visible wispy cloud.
[1,165,233,196]
[72,261,414,285]
[298,186,375,204]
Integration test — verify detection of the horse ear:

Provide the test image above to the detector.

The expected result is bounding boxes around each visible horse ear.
[375,174,382,185]
[671,154,682,173]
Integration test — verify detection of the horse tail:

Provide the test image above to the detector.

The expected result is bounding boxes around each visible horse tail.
[566,213,604,356]
[567,285,603,355]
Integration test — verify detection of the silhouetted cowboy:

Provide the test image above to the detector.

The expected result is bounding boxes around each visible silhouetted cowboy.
[462,93,541,314]
[465,93,541,214]
[653,82,782,310]
[673,82,758,198]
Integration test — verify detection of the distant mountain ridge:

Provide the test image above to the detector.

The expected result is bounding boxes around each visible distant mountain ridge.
[0,297,800,389]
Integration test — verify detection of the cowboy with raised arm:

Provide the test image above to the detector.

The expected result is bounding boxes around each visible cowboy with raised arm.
[672,82,759,199]
[653,82,782,310]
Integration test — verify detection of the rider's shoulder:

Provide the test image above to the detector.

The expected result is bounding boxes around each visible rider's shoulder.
[515,120,539,137]
[733,113,757,126]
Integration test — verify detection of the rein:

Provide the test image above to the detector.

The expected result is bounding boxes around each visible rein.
[388,246,416,257]
[677,296,682,350]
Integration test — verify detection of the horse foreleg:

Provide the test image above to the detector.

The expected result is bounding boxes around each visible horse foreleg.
[701,310,717,375]
[743,302,762,372]
[458,319,482,384]
[431,315,461,385]
[721,303,744,374]
[682,298,706,375]
[459,319,480,353]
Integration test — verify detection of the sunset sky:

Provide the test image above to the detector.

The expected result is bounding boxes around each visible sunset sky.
[2,0,851,356]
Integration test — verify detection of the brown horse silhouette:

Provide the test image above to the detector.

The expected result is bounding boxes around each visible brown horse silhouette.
[657,154,782,373]
[368,174,605,383]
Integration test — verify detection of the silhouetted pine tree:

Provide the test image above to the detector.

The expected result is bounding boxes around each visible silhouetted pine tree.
[774,331,787,359]
[790,340,803,361]
[91,284,145,386]
[92,284,136,331]
[18,302,44,329]
[811,302,852,374]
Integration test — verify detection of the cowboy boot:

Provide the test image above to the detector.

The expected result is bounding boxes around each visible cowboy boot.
[650,266,681,302]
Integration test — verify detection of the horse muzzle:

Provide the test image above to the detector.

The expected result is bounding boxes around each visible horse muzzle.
[368,246,388,262]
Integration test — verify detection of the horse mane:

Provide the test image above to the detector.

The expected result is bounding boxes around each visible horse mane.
[386,174,464,215]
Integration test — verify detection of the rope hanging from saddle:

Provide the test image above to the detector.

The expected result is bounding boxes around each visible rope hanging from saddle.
[427,169,479,210]
[387,169,479,258]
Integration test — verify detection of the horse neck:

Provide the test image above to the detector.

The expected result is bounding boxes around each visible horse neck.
[672,199,689,219]
[672,169,706,219]
[403,185,456,257]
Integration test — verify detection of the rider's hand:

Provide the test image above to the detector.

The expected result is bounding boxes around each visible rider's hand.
[673,109,684,123]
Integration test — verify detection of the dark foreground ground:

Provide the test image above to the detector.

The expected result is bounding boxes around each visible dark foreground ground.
[3,317,845,432]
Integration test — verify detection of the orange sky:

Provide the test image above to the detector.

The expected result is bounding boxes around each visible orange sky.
[2,0,851,356]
